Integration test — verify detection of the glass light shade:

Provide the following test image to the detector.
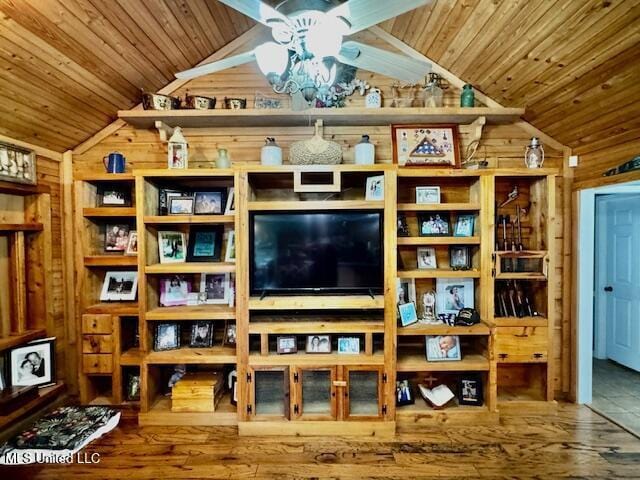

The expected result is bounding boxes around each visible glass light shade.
[305,16,344,58]
[255,42,289,77]
[524,137,545,168]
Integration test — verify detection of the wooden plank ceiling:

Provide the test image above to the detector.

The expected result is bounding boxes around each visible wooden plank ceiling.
[0,0,638,155]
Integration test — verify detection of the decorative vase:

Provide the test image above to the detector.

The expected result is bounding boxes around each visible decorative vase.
[354,135,375,165]
[261,137,283,166]
[461,84,475,107]
[365,88,382,108]
[216,148,231,169]
[289,120,342,165]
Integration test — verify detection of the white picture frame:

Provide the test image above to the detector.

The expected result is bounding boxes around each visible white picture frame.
[225,187,235,215]
[158,231,187,264]
[225,231,235,263]
[200,273,230,304]
[416,186,441,204]
[365,175,384,201]
[100,271,138,301]
[337,337,360,354]
[425,335,462,361]
[436,278,474,315]
[417,247,437,269]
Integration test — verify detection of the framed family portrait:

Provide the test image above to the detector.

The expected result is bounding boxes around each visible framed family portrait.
[169,196,195,215]
[100,271,138,301]
[105,224,130,252]
[194,190,225,215]
[337,337,360,354]
[436,278,474,315]
[454,214,475,237]
[392,124,460,167]
[200,273,230,304]
[98,185,131,207]
[276,336,297,354]
[418,213,450,236]
[416,186,440,204]
[425,335,462,361]
[450,246,471,270]
[306,335,331,353]
[154,323,180,351]
[186,225,223,262]
[160,275,190,307]
[158,231,186,264]
[417,247,437,269]
[190,321,214,348]
[10,338,56,388]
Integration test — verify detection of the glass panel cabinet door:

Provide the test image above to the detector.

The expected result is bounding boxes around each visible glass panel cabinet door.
[344,367,383,419]
[251,367,290,418]
[296,368,336,419]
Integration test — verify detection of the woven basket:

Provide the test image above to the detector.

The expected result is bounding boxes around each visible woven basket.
[289,120,342,165]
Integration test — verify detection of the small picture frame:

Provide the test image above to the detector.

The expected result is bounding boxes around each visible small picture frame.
[276,336,297,354]
[169,196,195,215]
[224,323,237,345]
[458,374,483,406]
[9,338,56,388]
[225,188,235,215]
[365,175,385,201]
[398,302,418,327]
[200,273,230,304]
[397,278,416,305]
[100,271,138,301]
[450,246,471,270]
[337,337,360,355]
[158,231,187,264]
[194,191,225,215]
[416,186,441,204]
[126,373,140,401]
[160,275,190,307]
[454,214,475,237]
[396,379,415,406]
[224,231,235,263]
[306,335,331,353]
[186,225,224,262]
[397,213,410,237]
[154,323,180,351]
[190,321,214,348]
[104,224,130,252]
[125,231,138,256]
[436,278,474,315]
[98,185,131,207]
[417,247,437,269]
[418,213,450,236]
[425,335,462,361]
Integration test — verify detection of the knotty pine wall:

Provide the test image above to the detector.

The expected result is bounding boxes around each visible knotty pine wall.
[572,138,640,190]
[72,62,571,397]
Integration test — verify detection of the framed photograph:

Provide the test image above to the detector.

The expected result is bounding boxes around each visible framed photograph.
[100,271,138,301]
[397,213,410,237]
[98,185,131,206]
[224,323,237,345]
[158,231,186,264]
[365,175,384,201]
[125,231,138,256]
[436,278,474,315]
[10,338,55,387]
[398,302,418,327]
[126,373,140,402]
[186,225,223,262]
[104,224,130,252]
[425,335,462,361]
[416,186,441,204]
[454,214,475,237]
[417,247,437,269]
[458,374,483,406]
[397,278,416,305]
[169,196,194,215]
[418,213,450,236]
[190,321,214,348]
[277,336,297,354]
[160,275,190,307]
[224,231,236,263]
[225,188,235,215]
[159,189,187,215]
[0,143,36,185]
[306,335,331,353]
[0,357,5,391]
[396,379,414,406]
[450,246,471,270]
[200,273,230,304]
[154,323,180,351]
[194,191,225,215]
[337,337,360,354]
[392,124,460,167]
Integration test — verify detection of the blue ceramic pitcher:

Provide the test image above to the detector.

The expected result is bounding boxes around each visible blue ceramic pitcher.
[103,152,126,173]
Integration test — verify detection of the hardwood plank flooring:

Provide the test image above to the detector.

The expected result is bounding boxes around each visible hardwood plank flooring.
[3,404,640,479]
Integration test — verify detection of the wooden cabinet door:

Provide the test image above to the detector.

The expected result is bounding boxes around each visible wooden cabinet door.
[291,367,337,420]
[342,366,385,420]
[247,366,290,420]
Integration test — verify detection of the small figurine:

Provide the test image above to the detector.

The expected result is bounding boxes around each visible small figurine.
[167,364,187,392]
[420,291,440,324]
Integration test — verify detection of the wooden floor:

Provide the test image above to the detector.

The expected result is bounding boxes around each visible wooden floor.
[4,403,640,479]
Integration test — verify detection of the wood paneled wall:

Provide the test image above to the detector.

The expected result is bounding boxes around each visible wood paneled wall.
[573,138,640,190]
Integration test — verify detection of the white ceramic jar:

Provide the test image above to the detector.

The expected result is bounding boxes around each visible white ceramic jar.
[261,137,283,166]
[355,135,375,165]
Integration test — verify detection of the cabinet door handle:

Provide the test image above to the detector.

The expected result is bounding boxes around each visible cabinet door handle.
[604,286,613,292]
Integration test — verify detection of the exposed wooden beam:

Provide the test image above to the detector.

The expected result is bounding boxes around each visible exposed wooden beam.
[0,133,63,161]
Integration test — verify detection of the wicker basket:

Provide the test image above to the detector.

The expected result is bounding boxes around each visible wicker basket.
[289,120,342,165]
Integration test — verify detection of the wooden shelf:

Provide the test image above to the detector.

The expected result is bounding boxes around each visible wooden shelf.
[145,262,235,274]
[397,269,481,279]
[249,351,384,366]
[144,215,234,224]
[120,348,143,366]
[146,305,235,321]
[84,255,138,267]
[145,346,236,364]
[396,402,497,425]
[249,321,384,334]
[119,107,524,129]
[0,329,46,351]
[398,236,481,246]
[397,322,490,336]
[133,168,235,178]
[85,302,139,315]
[248,200,384,211]
[83,207,136,217]
[249,295,385,311]
[138,394,237,426]
[75,173,135,182]
[0,383,65,429]
[398,203,481,211]
[495,273,547,281]
[396,350,489,372]
[491,316,548,327]
[396,167,559,178]
[0,223,43,232]
[0,180,49,196]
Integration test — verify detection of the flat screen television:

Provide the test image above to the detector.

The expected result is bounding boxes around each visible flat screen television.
[250,211,383,295]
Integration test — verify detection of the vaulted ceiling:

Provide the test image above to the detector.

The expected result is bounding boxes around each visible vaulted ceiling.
[0,0,638,156]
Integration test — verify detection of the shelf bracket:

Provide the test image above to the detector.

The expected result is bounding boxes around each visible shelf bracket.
[461,116,487,167]
[155,121,175,143]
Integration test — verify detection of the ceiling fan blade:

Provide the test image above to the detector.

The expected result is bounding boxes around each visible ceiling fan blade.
[337,41,431,84]
[330,0,432,34]
[175,50,257,79]
[216,0,289,26]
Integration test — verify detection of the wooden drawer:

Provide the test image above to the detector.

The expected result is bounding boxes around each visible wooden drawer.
[82,314,112,334]
[82,354,113,374]
[82,335,113,354]
[495,326,548,363]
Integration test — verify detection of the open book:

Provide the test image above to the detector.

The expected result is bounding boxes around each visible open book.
[418,384,455,409]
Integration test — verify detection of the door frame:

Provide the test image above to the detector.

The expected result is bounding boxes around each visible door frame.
[575,181,640,404]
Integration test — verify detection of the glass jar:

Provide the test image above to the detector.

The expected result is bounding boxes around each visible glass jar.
[461,84,475,107]
[423,73,444,108]
[216,148,231,169]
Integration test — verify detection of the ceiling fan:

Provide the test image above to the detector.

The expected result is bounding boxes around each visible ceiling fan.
[176,0,433,102]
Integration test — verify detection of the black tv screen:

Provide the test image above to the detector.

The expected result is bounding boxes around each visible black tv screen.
[250,211,383,295]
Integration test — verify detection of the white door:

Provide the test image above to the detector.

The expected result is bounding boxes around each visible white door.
[603,195,640,371]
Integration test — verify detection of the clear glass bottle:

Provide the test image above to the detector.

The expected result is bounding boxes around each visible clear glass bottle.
[423,73,444,108]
